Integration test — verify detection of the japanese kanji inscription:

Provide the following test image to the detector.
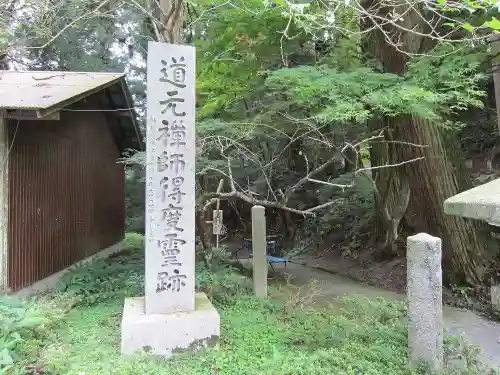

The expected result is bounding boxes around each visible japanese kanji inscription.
[145,42,196,315]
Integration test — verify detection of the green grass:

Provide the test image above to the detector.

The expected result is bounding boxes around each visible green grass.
[28,293,494,375]
[2,233,496,375]
[36,295,413,375]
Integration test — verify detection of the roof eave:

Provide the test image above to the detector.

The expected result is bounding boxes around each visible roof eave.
[114,77,145,151]
[35,73,127,118]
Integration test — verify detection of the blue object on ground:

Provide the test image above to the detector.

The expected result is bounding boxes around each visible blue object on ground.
[266,255,288,272]
[267,255,288,263]
[234,237,288,272]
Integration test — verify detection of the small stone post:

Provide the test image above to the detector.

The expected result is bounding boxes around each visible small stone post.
[251,205,267,298]
[407,233,443,372]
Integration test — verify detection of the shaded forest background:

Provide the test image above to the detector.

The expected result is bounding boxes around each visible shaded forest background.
[3,0,500,291]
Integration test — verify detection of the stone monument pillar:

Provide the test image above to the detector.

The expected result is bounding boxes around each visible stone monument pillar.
[121,41,220,359]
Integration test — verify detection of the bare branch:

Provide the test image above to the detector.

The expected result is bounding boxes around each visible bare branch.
[199,123,427,219]
[355,156,425,175]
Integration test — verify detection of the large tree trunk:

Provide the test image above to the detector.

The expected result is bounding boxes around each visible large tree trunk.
[361,0,493,283]
[368,119,409,256]
[395,115,491,284]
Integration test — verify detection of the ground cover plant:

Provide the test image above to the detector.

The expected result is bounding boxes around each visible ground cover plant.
[1,233,495,375]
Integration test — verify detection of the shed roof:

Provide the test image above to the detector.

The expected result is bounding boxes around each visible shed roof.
[0,71,126,110]
[0,70,143,151]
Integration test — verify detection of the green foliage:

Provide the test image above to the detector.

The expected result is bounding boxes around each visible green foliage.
[55,247,145,307]
[55,233,149,306]
[194,0,308,119]
[458,109,500,155]
[55,233,250,308]
[443,333,488,373]
[36,294,407,374]
[264,59,486,126]
[196,263,253,305]
[124,166,146,234]
[408,45,488,115]
[122,230,145,251]
[0,296,52,373]
[306,193,373,253]
[0,27,11,55]
[21,0,144,73]
[298,173,373,252]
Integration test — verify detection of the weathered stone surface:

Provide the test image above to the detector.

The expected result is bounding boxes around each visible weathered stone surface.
[144,41,196,315]
[121,293,220,358]
[121,41,221,361]
[443,178,500,225]
[251,205,267,298]
[491,285,500,311]
[407,233,443,372]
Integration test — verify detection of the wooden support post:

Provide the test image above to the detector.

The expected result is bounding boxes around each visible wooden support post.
[0,115,8,291]
[251,205,268,298]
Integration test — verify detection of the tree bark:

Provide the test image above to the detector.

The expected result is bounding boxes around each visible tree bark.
[158,0,184,44]
[491,33,500,134]
[368,119,408,254]
[396,115,491,284]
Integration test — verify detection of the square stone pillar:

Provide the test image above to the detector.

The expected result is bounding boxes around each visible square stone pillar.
[407,233,443,372]
[121,41,220,359]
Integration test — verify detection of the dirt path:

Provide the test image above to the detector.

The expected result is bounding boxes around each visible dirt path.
[239,259,500,369]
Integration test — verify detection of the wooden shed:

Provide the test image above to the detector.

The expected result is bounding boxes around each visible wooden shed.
[0,71,142,293]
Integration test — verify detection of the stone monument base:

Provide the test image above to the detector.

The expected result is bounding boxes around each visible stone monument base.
[121,292,220,359]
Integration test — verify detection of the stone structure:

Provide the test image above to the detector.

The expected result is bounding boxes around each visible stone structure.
[251,205,268,298]
[491,286,500,311]
[121,41,220,359]
[121,294,220,357]
[407,233,443,372]
[444,178,500,226]
[444,178,500,310]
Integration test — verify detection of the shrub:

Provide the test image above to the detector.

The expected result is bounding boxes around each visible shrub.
[121,232,145,251]
[196,263,253,306]
[301,175,374,254]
